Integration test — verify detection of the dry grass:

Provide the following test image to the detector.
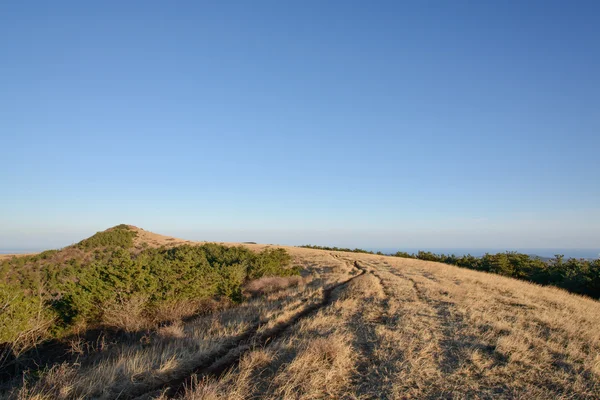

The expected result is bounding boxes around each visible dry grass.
[243,276,304,297]
[180,252,600,400]
[150,299,228,325]
[8,271,338,399]
[182,276,359,400]
[6,245,600,399]
[100,295,150,332]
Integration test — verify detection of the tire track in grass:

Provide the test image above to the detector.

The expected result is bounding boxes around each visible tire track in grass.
[349,262,395,398]
[384,268,462,370]
[130,262,367,400]
[384,267,503,376]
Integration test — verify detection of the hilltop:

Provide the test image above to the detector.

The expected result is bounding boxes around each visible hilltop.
[1,226,600,399]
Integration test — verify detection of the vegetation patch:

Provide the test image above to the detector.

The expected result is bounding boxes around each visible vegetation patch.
[0,227,299,363]
[76,224,137,250]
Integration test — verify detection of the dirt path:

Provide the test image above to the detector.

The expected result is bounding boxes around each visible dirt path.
[347,262,395,398]
[131,263,367,399]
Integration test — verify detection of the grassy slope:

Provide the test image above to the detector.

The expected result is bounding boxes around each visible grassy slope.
[4,233,600,399]
[176,251,600,399]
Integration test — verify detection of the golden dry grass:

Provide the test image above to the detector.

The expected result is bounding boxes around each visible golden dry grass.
[7,241,600,399]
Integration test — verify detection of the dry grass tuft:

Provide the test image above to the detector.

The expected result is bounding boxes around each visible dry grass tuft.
[101,295,149,332]
[272,334,355,399]
[157,322,186,339]
[244,276,303,297]
[151,298,230,324]
[12,363,77,400]
[183,350,274,400]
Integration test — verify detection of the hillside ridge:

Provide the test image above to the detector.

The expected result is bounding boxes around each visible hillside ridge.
[2,226,600,398]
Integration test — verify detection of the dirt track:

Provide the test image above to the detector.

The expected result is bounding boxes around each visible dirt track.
[130,261,367,399]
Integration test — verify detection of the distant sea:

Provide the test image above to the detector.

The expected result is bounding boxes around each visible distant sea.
[366,248,600,260]
[0,248,45,254]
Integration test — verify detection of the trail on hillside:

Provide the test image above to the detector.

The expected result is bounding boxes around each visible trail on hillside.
[9,246,600,400]
[130,262,367,399]
[168,254,600,399]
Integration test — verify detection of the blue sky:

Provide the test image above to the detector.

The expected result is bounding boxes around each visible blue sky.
[1,1,599,250]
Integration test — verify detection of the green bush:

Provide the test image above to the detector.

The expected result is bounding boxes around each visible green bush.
[248,248,293,279]
[77,225,137,250]
[0,283,46,345]
[0,233,300,344]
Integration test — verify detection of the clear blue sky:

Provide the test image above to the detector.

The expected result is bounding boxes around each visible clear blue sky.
[1,1,599,250]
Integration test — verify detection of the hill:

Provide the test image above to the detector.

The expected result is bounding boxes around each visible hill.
[2,226,600,399]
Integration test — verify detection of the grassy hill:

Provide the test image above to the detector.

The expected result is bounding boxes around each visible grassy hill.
[2,228,600,399]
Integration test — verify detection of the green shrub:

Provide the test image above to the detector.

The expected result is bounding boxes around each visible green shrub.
[0,241,299,338]
[217,262,247,302]
[0,283,47,345]
[1,226,301,345]
[248,248,293,279]
[77,225,137,250]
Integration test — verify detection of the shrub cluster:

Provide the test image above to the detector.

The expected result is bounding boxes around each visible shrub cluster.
[0,283,49,348]
[0,237,298,347]
[76,224,137,250]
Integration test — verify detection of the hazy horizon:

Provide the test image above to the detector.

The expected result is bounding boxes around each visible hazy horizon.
[2,2,598,249]
[1,225,599,260]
